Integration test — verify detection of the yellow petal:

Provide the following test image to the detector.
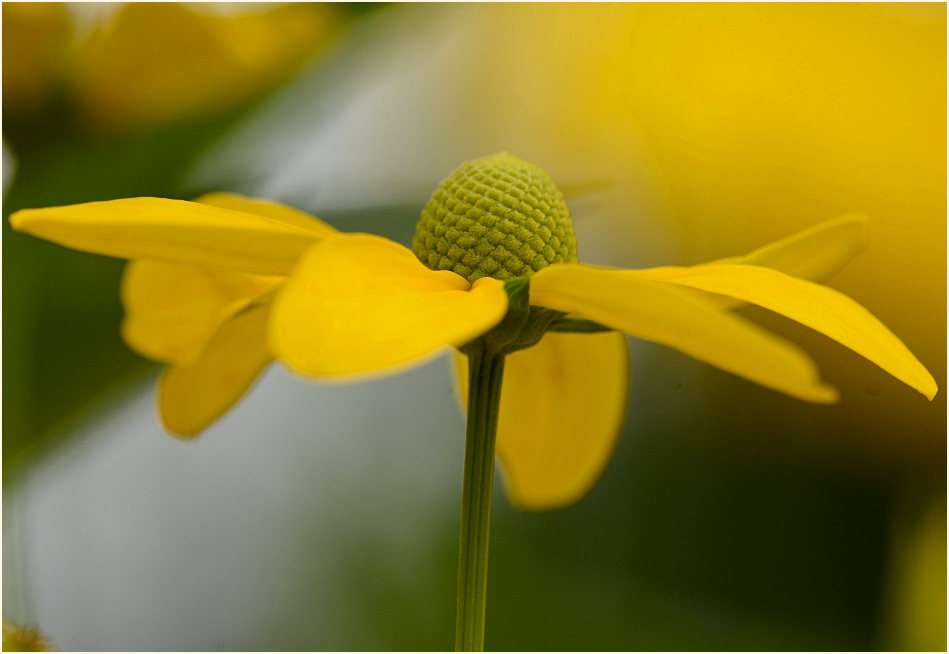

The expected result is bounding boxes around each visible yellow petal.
[454,331,630,511]
[531,263,838,403]
[159,303,272,438]
[196,192,338,236]
[121,260,281,366]
[9,197,320,274]
[270,234,508,380]
[653,264,938,400]
[118,195,330,364]
[713,214,869,281]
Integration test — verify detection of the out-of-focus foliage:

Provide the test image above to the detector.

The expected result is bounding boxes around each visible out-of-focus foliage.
[882,495,948,651]
[1,3,72,120]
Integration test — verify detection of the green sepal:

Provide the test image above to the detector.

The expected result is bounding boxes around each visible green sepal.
[503,276,531,311]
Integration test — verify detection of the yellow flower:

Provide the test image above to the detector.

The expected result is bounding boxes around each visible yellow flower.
[1,2,340,132]
[9,153,936,511]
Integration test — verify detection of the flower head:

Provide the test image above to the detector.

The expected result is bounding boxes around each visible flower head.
[413,152,578,281]
[10,153,937,510]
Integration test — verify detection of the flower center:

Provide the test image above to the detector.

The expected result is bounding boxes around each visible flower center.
[413,152,578,283]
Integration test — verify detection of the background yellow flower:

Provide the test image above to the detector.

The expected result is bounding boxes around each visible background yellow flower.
[2,2,341,133]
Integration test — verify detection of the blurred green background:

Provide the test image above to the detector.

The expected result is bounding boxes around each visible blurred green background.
[3,3,945,651]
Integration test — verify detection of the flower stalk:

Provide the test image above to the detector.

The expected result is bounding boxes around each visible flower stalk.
[455,343,506,652]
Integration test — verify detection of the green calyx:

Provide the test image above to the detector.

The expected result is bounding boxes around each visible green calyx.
[413,152,578,283]
[461,277,563,358]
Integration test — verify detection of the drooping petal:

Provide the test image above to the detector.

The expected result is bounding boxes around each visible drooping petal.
[121,260,281,366]
[159,303,272,438]
[651,264,938,400]
[195,192,338,236]
[270,234,509,380]
[531,263,838,403]
[119,194,331,364]
[9,197,321,274]
[454,331,630,511]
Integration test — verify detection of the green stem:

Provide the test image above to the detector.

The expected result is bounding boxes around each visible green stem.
[455,345,506,652]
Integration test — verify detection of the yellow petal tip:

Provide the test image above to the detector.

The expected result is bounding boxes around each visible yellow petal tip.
[164,423,202,440]
[813,383,841,405]
[8,210,24,229]
[9,208,37,232]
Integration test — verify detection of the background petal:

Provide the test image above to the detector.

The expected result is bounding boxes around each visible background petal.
[454,331,630,511]
[159,303,272,438]
[531,263,838,403]
[710,214,869,281]
[10,197,320,274]
[652,264,938,400]
[270,234,508,379]
[636,214,869,283]
[121,260,280,366]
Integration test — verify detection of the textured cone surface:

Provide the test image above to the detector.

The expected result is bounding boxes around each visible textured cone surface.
[413,153,578,283]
